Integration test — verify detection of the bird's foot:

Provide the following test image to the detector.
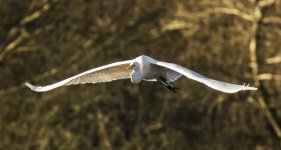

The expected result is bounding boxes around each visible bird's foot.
[158,77,181,93]
[167,84,181,93]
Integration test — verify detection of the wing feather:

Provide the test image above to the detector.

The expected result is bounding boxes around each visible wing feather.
[155,61,257,93]
[165,69,182,82]
[26,60,132,92]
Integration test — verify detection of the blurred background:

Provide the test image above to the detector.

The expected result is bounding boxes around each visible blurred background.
[0,0,281,149]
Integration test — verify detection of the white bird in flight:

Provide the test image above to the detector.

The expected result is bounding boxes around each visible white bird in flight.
[26,55,257,93]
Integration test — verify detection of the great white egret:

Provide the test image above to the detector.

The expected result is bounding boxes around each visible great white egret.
[26,55,257,93]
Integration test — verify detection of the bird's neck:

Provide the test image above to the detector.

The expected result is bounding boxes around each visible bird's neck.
[130,70,142,84]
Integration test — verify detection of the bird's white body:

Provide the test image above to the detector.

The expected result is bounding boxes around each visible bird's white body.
[130,56,158,82]
[26,55,257,93]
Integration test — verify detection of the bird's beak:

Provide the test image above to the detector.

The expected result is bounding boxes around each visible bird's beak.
[126,65,132,70]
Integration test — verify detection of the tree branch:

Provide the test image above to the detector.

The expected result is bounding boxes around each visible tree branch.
[249,0,281,139]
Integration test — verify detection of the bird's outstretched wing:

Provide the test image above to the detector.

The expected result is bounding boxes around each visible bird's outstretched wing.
[26,60,132,92]
[155,61,257,93]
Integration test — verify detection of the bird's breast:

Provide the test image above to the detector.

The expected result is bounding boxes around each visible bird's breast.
[130,71,142,84]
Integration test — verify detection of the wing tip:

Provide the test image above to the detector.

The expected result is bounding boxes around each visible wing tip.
[25,82,43,92]
[219,84,258,93]
[244,87,258,91]
[25,82,34,89]
[242,83,258,91]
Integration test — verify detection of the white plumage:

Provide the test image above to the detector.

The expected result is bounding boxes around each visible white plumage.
[26,55,257,93]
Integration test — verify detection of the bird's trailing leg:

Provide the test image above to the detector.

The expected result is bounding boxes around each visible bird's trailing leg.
[158,77,181,93]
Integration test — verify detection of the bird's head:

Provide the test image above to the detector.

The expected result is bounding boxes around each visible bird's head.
[127,62,140,70]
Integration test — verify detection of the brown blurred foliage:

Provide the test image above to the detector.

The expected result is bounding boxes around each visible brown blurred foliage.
[0,0,281,149]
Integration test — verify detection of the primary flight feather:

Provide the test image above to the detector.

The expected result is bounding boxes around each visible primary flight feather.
[26,55,257,93]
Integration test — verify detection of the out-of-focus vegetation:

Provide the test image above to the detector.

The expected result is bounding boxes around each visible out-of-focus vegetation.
[0,0,281,149]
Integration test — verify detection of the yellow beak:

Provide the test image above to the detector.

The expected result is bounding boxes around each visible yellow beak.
[126,65,132,69]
